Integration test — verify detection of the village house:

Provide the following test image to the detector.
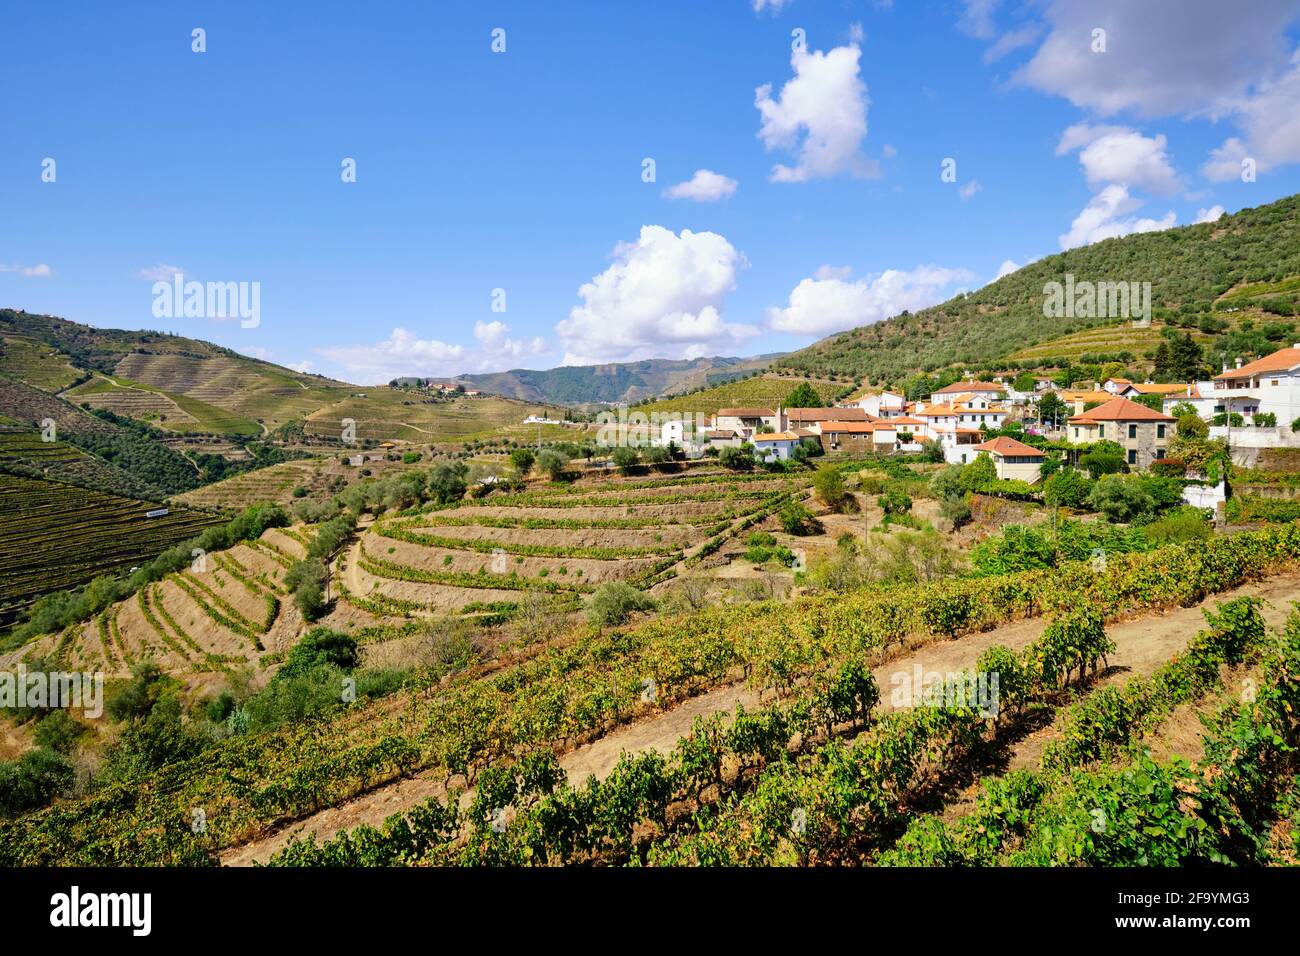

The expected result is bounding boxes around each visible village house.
[819,420,895,454]
[1118,382,1193,401]
[1067,396,1175,469]
[941,429,988,464]
[751,431,802,462]
[1102,377,1132,394]
[713,407,780,438]
[842,390,906,417]
[1206,344,1300,425]
[931,380,1006,403]
[969,436,1045,483]
[702,428,742,449]
[783,406,871,433]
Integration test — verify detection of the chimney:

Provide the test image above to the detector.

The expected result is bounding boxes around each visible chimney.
[1236,358,1243,369]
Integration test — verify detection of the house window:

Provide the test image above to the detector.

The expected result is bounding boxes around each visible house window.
[1272,380,1280,386]
[1156,448,1165,459]
[1073,427,1080,439]
[1127,449,1137,465]
[1157,424,1166,439]
[1098,425,1105,438]
[1128,423,1137,439]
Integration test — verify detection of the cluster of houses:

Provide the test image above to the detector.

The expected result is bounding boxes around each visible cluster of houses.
[391,377,482,396]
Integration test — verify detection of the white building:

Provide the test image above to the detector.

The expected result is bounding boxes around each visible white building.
[844,390,906,417]
[752,431,801,461]
[1205,345,1300,425]
[713,407,780,439]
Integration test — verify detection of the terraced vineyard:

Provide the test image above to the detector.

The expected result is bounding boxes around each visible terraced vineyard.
[64,375,262,437]
[2,524,306,678]
[5,521,1300,866]
[636,374,846,416]
[333,469,810,628]
[0,474,221,616]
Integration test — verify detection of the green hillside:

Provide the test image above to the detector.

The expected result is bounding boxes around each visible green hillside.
[776,194,1300,386]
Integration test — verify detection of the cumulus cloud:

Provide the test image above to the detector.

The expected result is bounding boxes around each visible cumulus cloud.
[755,43,875,182]
[317,328,465,383]
[556,225,756,365]
[663,169,738,202]
[959,179,983,200]
[1015,0,1300,119]
[752,0,791,12]
[318,321,549,384]
[1195,205,1226,224]
[994,259,1021,280]
[473,320,547,360]
[1055,124,1182,195]
[136,264,187,282]
[1203,53,1300,180]
[765,264,975,337]
[1058,184,1176,250]
[0,263,53,278]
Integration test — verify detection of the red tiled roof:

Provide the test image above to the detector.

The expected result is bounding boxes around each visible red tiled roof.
[934,381,1005,394]
[785,407,869,421]
[1213,346,1300,381]
[1068,396,1175,423]
[973,436,1045,457]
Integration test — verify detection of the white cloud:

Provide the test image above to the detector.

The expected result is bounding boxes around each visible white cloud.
[556,225,756,365]
[136,263,187,282]
[1014,0,1300,119]
[766,264,975,337]
[237,346,272,360]
[663,169,738,202]
[473,320,547,360]
[848,22,865,44]
[1058,184,1176,250]
[752,0,791,12]
[1056,124,1182,195]
[983,24,1043,64]
[288,360,313,374]
[994,259,1021,280]
[0,263,53,278]
[318,328,466,384]
[959,179,982,200]
[882,143,897,158]
[1203,53,1300,180]
[1195,205,1226,224]
[957,0,1000,39]
[755,43,875,182]
[318,321,549,384]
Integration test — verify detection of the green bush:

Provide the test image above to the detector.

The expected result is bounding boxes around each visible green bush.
[585,582,657,627]
[278,628,359,679]
[32,711,85,754]
[778,501,822,535]
[1043,468,1093,509]
[877,487,913,515]
[1079,440,1126,478]
[0,749,74,817]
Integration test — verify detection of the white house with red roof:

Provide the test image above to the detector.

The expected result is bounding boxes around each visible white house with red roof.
[969,436,1046,483]
[1068,396,1175,469]
[1207,345,1300,426]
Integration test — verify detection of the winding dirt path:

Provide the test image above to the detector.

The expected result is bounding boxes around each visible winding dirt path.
[219,570,1300,866]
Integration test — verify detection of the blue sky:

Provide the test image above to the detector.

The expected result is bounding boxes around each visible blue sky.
[3,0,1300,384]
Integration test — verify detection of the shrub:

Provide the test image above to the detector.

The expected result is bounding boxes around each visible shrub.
[778,501,822,535]
[813,464,847,511]
[1079,440,1126,478]
[585,582,657,627]
[877,487,913,516]
[536,448,570,481]
[0,749,74,817]
[427,461,469,504]
[611,446,640,474]
[1254,412,1278,427]
[509,448,536,474]
[960,454,996,491]
[33,711,86,754]
[1043,468,1093,509]
[278,628,360,679]
[1176,413,1208,439]
[1088,474,1155,523]
[291,485,308,498]
[718,445,754,471]
[402,451,423,464]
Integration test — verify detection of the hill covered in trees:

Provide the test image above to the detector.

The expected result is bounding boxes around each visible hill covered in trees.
[775,193,1300,389]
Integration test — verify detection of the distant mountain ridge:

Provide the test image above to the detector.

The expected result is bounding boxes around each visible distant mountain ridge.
[447,353,783,405]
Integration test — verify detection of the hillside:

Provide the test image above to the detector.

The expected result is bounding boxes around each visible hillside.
[635,373,847,415]
[776,193,1300,386]
[449,353,781,405]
